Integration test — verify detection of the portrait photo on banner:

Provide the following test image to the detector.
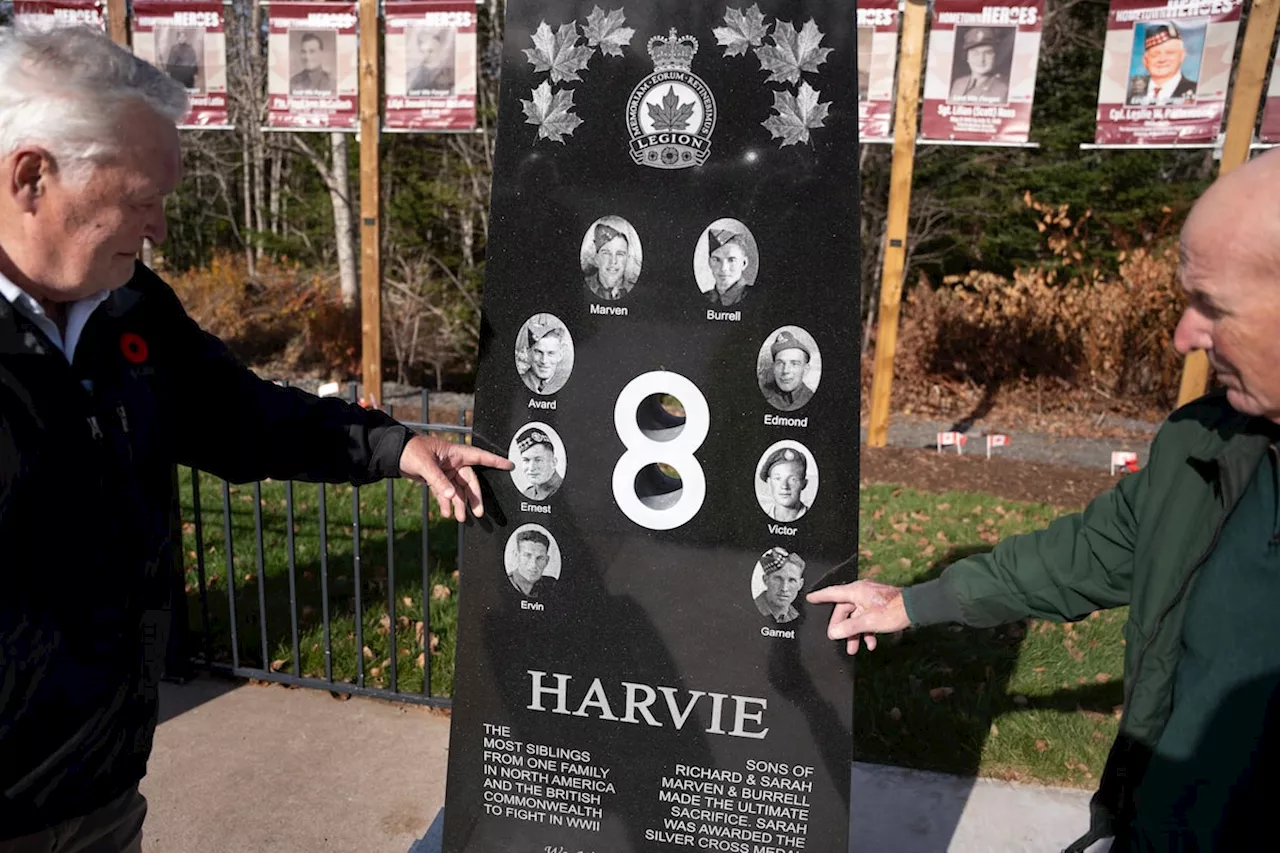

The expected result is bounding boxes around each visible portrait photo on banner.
[580,215,643,302]
[288,28,337,94]
[755,440,819,523]
[156,25,204,91]
[757,326,822,413]
[857,26,873,101]
[693,218,760,308]
[1126,19,1205,105]
[947,25,1015,105]
[405,24,456,95]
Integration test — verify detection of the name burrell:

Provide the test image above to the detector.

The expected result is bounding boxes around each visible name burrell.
[764,414,807,428]
[707,310,740,322]
[591,304,628,316]
[521,502,551,514]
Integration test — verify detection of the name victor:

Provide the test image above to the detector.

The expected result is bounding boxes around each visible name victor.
[526,670,769,740]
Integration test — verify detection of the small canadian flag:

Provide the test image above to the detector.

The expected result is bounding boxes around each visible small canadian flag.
[986,434,1010,458]
[1111,451,1140,475]
[937,432,967,454]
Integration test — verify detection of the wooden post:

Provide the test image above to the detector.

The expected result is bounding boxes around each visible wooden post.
[106,0,128,46]
[1176,0,1280,407]
[866,0,928,448]
[358,0,383,408]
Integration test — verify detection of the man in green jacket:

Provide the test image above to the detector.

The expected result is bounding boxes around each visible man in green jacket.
[810,147,1280,851]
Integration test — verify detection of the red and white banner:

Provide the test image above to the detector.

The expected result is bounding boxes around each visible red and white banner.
[131,1,230,128]
[266,1,359,130]
[921,0,1045,143]
[986,434,1010,457]
[1094,0,1242,145]
[938,432,968,454]
[1260,50,1280,144]
[384,0,478,131]
[857,0,899,142]
[12,0,106,31]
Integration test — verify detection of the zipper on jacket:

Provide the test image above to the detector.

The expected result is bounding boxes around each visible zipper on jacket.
[1124,459,1239,712]
[87,415,103,441]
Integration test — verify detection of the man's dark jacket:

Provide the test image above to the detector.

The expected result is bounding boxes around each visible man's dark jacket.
[903,392,1280,849]
[0,264,413,838]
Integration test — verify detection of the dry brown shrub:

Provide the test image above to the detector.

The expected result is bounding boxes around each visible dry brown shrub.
[878,196,1186,419]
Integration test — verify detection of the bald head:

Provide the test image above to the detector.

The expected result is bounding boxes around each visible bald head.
[1174,148,1280,422]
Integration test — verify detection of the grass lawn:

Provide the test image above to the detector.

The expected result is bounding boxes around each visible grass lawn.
[178,475,1122,788]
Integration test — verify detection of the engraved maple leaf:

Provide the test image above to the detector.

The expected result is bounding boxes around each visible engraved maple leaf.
[647,86,695,132]
[762,81,830,146]
[583,6,635,58]
[713,4,770,57]
[521,81,584,143]
[755,19,832,85]
[523,20,594,84]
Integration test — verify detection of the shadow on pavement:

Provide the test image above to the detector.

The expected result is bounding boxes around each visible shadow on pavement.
[157,673,242,725]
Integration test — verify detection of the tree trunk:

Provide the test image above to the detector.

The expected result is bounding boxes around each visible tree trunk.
[241,130,256,278]
[252,127,266,261]
[330,132,358,306]
[269,149,284,236]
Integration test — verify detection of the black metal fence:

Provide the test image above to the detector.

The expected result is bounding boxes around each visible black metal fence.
[169,387,468,709]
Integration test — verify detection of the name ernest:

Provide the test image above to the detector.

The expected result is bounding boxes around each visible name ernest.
[521,502,551,514]
[527,670,768,740]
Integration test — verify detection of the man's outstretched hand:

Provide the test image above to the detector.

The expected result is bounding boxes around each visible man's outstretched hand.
[399,435,513,521]
[806,580,912,654]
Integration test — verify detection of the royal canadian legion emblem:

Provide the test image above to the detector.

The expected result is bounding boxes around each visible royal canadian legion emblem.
[627,28,717,169]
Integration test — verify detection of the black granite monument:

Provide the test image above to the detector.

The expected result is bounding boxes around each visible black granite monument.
[443,2,861,850]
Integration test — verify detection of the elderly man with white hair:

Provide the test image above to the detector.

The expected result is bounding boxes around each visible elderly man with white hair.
[0,26,510,851]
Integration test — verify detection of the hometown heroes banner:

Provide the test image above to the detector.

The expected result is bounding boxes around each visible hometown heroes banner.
[384,0,479,131]
[266,1,359,130]
[131,0,230,128]
[1094,0,1243,145]
[1261,50,1280,144]
[12,0,105,31]
[921,0,1046,144]
[857,0,899,142]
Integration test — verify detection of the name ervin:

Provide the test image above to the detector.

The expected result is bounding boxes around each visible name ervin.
[764,414,807,427]
[521,600,544,612]
[521,502,551,514]
[768,524,797,536]
[529,399,556,410]
[706,310,740,322]
[591,304,628,316]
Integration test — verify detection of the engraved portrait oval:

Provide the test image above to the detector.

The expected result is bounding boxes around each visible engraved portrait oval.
[757,326,822,412]
[751,547,806,626]
[514,313,574,396]
[754,440,819,522]
[694,218,759,307]
[581,215,643,301]
[509,421,567,502]
[504,524,562,601]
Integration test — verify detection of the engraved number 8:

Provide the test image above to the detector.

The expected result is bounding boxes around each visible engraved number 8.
[611,371,709,531]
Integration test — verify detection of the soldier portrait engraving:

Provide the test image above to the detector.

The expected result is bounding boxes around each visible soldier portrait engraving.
[509,422,566,501]
[515,313,574,395]
[752,547,806,625]
[580,216,643,301]
[694,218,759,307]
[755,441,819,522]
[758,326,821,412]
[504,524,561,600]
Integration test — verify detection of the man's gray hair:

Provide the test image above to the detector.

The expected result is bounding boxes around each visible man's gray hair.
[0,25,188,181]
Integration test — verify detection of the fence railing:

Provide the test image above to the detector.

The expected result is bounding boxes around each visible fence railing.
[169,387,469,709]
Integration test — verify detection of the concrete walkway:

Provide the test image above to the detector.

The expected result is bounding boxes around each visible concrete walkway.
[139,675,1106,853]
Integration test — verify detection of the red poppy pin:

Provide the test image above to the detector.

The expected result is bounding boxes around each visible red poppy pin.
[120,332,149,365]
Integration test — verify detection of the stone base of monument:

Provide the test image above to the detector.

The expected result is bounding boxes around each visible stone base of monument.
[413,763,1100,853]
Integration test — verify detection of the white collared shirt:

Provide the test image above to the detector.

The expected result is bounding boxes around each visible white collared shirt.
[0,270,110,363]
[1144,73,1185,105]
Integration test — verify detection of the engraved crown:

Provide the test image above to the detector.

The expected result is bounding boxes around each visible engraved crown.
[647,28,698,73]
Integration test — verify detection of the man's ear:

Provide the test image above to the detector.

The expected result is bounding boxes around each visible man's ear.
[9,149,50,212]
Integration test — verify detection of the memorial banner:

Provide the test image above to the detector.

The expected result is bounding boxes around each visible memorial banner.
[384,0,478,131]
[12,0,105,32]
[441,2,860,852]
[266,1,358,130]
[1094,0,1243,145]
[921,0,1045,143]
[132,0,230,128]
[1260,50,1280,144]
[857,0,899,142]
